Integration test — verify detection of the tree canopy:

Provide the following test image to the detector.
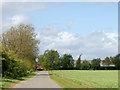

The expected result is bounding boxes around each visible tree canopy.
[81,60,91,70]
[61,54,74,70]
[91,58,101,70]
[1,24,40,78]
[2,24,40,61]
[111,54,120,69]
[38,50,60,70]
[76,54,82,70]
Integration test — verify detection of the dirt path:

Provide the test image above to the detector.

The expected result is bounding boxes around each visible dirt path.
[12,71,62,88]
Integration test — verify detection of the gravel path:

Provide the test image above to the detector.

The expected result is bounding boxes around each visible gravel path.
[13,71,62,88]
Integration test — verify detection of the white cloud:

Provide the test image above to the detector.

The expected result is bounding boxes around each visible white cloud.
[2,2,46,15]
[37,27,118,60]
[10,15,33,25]
[105,33,118,41]
[67,20,73,29]
[2,14,33,32]
[1,2,47,32]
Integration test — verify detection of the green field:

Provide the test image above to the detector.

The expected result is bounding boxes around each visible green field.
[49,70,118,88]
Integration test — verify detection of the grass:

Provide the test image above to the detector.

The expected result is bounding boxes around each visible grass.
[49,70,118,88]
[2,70,40,88]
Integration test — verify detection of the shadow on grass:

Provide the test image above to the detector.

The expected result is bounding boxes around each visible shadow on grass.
[3,79,16,83]
[16,73,37,80]
[2,71,39,88]
[3,71,38,83]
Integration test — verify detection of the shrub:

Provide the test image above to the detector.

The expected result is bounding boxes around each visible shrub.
[81,60,91,70]
[2,48,27,79]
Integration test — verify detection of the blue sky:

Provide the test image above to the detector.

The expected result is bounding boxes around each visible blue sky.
[25,2,118,35]
[2,2,118,60]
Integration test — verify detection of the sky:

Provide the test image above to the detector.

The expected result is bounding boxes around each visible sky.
[1,2,118,60]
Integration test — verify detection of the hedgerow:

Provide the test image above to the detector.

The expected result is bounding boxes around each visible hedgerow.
[2,47,28,79]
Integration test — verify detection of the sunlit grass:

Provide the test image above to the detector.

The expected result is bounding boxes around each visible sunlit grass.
[49,70,118,88]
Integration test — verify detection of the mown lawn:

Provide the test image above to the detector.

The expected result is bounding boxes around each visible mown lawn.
[49,70,118,88]
[2,70,40,88]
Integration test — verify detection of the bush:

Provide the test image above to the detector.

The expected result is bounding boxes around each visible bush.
[81,60,91,70]
[2,48,27,79]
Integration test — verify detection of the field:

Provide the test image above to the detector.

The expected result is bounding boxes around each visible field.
[49,70,118,88]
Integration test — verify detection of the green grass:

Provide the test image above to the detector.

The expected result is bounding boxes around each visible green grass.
[2,70,40,88]
[49,70,118,88]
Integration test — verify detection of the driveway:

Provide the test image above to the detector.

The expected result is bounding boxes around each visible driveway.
[13,71,62,88]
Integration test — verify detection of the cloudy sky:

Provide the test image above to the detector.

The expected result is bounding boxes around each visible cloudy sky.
[2,2,118,60]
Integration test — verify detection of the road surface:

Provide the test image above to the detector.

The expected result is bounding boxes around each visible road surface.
[13,71,62,88]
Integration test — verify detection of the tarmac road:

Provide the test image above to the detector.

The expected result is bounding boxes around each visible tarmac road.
[13,71,62,88]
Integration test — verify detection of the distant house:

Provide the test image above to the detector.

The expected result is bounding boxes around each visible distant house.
[100,62,116,70]
[37,63,43,70]
[73,60,116,70]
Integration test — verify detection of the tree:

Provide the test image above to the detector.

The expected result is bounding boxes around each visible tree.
[38,55,44,65]
[91,58,101,70]
[2,24,40,59]
[2,24,40,70]
[76,54,82,70]
[61,54,74,70]
[38,49,60,70]
[111,54,120,69]
[2,46,27,78]
[102,57,112,66]
[81,60,91,70]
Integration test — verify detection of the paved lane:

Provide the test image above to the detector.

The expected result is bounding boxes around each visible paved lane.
[13,71,62,88]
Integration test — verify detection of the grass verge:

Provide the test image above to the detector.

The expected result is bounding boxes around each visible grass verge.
[2,70,40,88]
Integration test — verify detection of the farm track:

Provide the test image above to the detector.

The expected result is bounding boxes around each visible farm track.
[12,71,62,88]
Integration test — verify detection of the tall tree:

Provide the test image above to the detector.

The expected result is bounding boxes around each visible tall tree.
[81,60,91,70]
[2,24,40,69]
[38,49,60,70]
[111,54,120,69]
[61,54,74,70]
[2,24,40,59]
[102,57,112,66]
[38,55,44,67]
[91,58,101,70]
[76,54,82,70]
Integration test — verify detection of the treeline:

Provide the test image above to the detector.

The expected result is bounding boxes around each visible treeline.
[1,24,40,78]
[38,50,74,70]
[38,49,120,70]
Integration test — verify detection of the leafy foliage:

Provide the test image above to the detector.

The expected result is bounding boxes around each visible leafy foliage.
[102,57,112,66]
[91,58,101,70]
[2,47,27,79]
[38,50,60,70]
[81,60,91,70]
[38,51,74,70]
[1,24,40,78]
[2,24,40,62]
[111,54,120,69]
[76,54,82,70]
[61,54,74,70]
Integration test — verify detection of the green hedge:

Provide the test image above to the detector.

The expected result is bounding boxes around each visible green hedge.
[2,48,28,79]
